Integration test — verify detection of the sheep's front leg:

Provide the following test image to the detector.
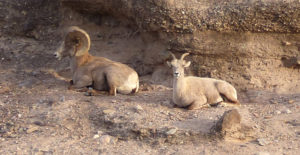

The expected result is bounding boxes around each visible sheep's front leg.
[85,87,108,96]
[68,85,89,92]
[68,75,93,92]
[109,85,117,96]
[188,96,209,110]
[68,80,89,92]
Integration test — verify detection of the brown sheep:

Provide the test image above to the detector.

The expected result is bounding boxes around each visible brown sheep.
[55,26,139,96]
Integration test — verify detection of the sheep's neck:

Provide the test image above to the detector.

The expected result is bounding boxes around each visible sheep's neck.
[71,52,92,73]
[173,75,186,99]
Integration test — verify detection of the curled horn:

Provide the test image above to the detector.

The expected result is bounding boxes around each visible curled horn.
[169,52,177,60]
[180,53,189,60]
[65,26,91,56]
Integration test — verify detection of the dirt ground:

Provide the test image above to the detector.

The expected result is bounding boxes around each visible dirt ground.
[0,29,299,155]
[0,1,300,154]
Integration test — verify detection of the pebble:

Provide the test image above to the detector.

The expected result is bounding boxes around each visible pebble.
[111,100,117,103]
[134,105,143,112]
[103,109,115,115]
[26,125,39,134]
[274,110,281,115]
[97,130,103,135]
[255,152,270,155]
[59,96,65,102]
[185,132,190,136]
[99,135,111,145]
[288,100,294,104]
[270,100,278,104]
[285,109,292,114]
[93,134,100,139]
[166,128,177,135]
[161,100,171,106]
[99,135,117,145]
[257,138,270,146]
[282,41,292,46]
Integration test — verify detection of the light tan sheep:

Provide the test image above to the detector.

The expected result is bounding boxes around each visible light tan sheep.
[167,52,240,110]
[55,26,139,96]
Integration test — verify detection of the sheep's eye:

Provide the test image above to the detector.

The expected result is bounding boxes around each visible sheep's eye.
[72,38,80,44]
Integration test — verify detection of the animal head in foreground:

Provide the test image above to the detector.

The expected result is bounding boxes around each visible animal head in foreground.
[54,26,91,60]
[167,52,191,78]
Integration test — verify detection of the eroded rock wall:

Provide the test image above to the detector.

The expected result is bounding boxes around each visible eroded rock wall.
[60,0,300,92]
[1,0,299,92]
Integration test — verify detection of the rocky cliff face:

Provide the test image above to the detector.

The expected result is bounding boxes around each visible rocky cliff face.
[62,0,299,33]
[1,0,300,92]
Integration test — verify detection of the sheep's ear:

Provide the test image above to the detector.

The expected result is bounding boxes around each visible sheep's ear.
[184,61,191,67]
[75,38,85,56]
[167,61,172,67]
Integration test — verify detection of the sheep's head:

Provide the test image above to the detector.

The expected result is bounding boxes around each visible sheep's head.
[55,26,91,60]
[167,52,191,78]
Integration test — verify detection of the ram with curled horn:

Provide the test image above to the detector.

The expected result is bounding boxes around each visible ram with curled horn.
[167,52,240,110]
[54,26,139,96]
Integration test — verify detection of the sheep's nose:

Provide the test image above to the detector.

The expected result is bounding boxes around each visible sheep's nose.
[174,72,179,77]
[54,53,57,57]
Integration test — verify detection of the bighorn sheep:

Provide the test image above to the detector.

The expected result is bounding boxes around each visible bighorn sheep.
[167,53,240,110]
[54,26,139,96]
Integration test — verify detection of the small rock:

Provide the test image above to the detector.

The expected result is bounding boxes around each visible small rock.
[282,41,292,46]
[288,100,294,104]
[270,100,278,104]
[161,100,171,106]
[111,100,117,103]
[103,109,115,115]
[185,132,190,136]
[264,115,272,119]
[255,151,270,155]
[99,135,117,145]
[166,128,177,135]
[274,110,281,115]
[59,96,65,102]
[17,114,22,118]
[93,134,100,139]
[33,120,46,126]
[193,113,198,118]
[257,138,270,146]
[26,125,39,134]
[134,105,143,112]
[214,109,241,133]
[285,109,292,114]
[0,86,10,94]
[97,130,103,135]
[99,135,111,145]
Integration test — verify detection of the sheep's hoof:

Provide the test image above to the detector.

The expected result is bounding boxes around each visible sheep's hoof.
[218,102,241,107]
[188,103,210,110]
[84,92,92,96]
[200,104,211,109]
[218,102,228,107]
[85,87,96,96]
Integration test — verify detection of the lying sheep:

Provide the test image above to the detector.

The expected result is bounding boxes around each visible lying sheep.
[167,52,240,110]
[54,26,139,96]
